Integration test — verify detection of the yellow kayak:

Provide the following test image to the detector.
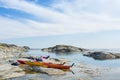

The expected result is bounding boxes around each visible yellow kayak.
[24,61,44,66]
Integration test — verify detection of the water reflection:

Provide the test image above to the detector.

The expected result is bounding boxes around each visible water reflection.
[52,52,80,55]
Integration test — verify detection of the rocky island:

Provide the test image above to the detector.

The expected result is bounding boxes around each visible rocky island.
[41,45,88,53]
[42,45,120,60]
[84,51,120,60]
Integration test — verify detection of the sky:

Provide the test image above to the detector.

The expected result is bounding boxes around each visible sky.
[0,0,120,48]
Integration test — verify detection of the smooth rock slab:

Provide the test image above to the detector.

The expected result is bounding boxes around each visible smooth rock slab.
[33,67,66,75]
[26,66,66,75]
[0,64,25,79]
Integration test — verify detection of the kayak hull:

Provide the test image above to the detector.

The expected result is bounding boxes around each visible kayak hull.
[18,60,70,69]
[17,60,25,64]
[24,61,44,66]
[44,63,70,69]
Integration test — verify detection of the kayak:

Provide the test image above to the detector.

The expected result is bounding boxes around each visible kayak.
[17,60,25,64]
[24,61,44,66]
[44,63,70,69]
[18,60,72,69]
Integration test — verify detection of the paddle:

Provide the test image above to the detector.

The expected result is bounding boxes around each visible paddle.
[70,70,75,74]
[70,63,75,67]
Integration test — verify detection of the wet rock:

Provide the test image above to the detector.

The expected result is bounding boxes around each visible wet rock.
[0,64,25,79]
[41,45,88,53]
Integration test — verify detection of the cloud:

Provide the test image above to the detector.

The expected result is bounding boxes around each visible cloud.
[0,16,40,39]
[0,0,120,39]
[0,0,67,23]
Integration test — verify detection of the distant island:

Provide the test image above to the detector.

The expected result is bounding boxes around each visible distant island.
[41,45,88,53]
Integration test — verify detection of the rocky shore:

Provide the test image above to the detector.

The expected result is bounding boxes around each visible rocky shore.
[1,44,120,79]
[0,43,72,79]
[0,43,30,59]
[0,43,30,79]
[0,64,25,79]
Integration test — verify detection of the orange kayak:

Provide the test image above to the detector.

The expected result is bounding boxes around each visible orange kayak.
[44,63,70,69]
[17,60,44,66]
[18,60,71,69]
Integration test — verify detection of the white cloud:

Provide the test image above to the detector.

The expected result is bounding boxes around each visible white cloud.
[0,16,40,39]
[0,0,120,39]
[0,0,68,23]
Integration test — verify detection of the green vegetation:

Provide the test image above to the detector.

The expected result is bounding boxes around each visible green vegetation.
[0,43,30,50]
[0,43,10,47]
[0,43,18,47]
[23,46,30,50]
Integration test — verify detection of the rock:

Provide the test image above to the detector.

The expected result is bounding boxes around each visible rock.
[41,45,88,53]
[18,53,30,58]
[0,64,25,79]
[8,59,20,66]
[0,43,30,52]
[23,46,30,50]
[28,66,66,75]
[11,62,20,66]
[84,51,120,60]
[114,54,120,58]
[0,43,30,59]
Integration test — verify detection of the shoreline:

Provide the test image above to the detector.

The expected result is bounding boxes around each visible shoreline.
[0,43,30,60]
[0,43,30,79]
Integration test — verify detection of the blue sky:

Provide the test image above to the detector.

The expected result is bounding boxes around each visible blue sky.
[0,0,120,48]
